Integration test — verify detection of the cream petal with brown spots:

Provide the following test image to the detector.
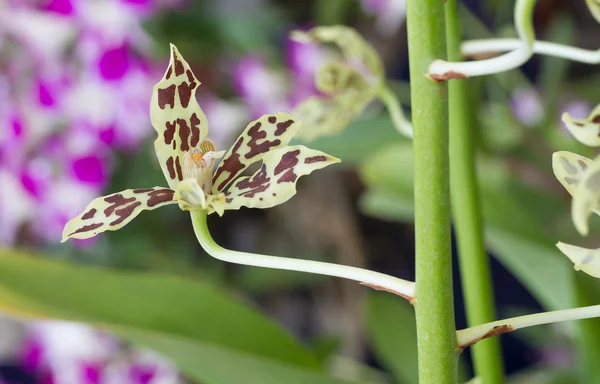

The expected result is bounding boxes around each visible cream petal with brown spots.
[61,188,177,241]
[213,145,340,213]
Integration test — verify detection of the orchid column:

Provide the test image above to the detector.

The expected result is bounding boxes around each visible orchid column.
[406,0,457,383]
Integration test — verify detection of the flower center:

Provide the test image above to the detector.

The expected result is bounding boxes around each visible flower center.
[182,139,222,195]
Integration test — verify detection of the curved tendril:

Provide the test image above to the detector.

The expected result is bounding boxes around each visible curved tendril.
[428,0,537,79]
[457,304,600,349]
[462,38,600,64]
[190,210,416,300]
[376,84,413,138]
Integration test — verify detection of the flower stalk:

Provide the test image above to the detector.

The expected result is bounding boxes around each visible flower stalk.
[428,0,536,80]
[407,0,457,382]
[457,304,600,350]
[445,0,504,383]
[462,39,600,64]
[190,210,416,300]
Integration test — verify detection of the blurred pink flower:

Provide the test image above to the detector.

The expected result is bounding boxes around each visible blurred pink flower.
[20,321,180,384]
[232,33,325,118]
[0,0,181,244]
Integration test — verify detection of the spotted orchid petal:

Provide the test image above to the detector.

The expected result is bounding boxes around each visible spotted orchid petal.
[556,242,600,278]
[61,187,176,241]
[552,151,593,196]
[211,145,340,214]
[211,113,298,193]
[290,26,389,141]
[150,44,209,189]
[562,104,600,146]
[571,155,600,236]
[587,0,600,22]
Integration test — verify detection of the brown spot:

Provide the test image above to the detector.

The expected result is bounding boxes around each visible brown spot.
[110,201,142,226]
[272,193,276,196]
[593,115,600,124]
[165,66,173,80]
[268,116,276,124]
[173,53,185,76]
[246,122,281,159]
[236,164,271,198]
[213,137,245,191]
[147,189,175,207]
[574,122,585,127]
[429,71,469,83]
[133,188,155,193]
[259,197,263,201]
[190,113,201,147]
[225,197,233,203]
[164,121,176,144]
[158,85,176,109]
[81,208,97,220]
[166,157,176,179]
[457,325,515,351]
[304,155,327,164]
[275,120,294,136]
[177,119,191,151]
[185,69,194,83]
[579,160,589,170]
[360,282,414,303]
[103,194,137,216]
[175,157,183,181]
[178,80,196,108]
[275,150,300,183]
[69,223,103,236]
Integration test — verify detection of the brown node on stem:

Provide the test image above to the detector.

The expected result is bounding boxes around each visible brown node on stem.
[457,324,515,352]
[428,71,469,83]
[360,282,415,304]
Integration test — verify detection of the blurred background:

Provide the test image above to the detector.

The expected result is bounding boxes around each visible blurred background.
[0,0,599,383]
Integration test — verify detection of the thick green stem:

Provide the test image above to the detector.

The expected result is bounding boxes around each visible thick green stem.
[406,1,457,383]
[445,1,505,383]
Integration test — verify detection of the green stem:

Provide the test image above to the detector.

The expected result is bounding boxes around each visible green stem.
[445,1,505,383]
[406,1,457,383]
[573,272,600,380]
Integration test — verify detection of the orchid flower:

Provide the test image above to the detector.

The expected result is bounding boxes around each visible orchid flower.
[551,151,600,236]
[62,44,416,300]
[561,104,600,147]
[291,26,412,140]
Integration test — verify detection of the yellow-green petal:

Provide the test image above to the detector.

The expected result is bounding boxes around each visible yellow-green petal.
[586,0,600,22]
[214,145,340,212]
[571,155,600,236]
[552,151,593,196]
[211,113,298,193]
[150,44,210,189]
[62,187,176,242]
[562,104,600,147]
[556,242,600,278]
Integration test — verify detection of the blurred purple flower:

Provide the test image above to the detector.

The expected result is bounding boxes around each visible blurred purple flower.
[360,0,406,36]
[19,321,180,384]
[0,0,183,245]
[511,88,545,127]
[232,33,325,118]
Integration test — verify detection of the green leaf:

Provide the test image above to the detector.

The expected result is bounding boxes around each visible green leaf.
[365,291,419,384]
[119,328,355,384]
[486,231,573,310]
[301,117,405,165]
[0,249,319,369]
